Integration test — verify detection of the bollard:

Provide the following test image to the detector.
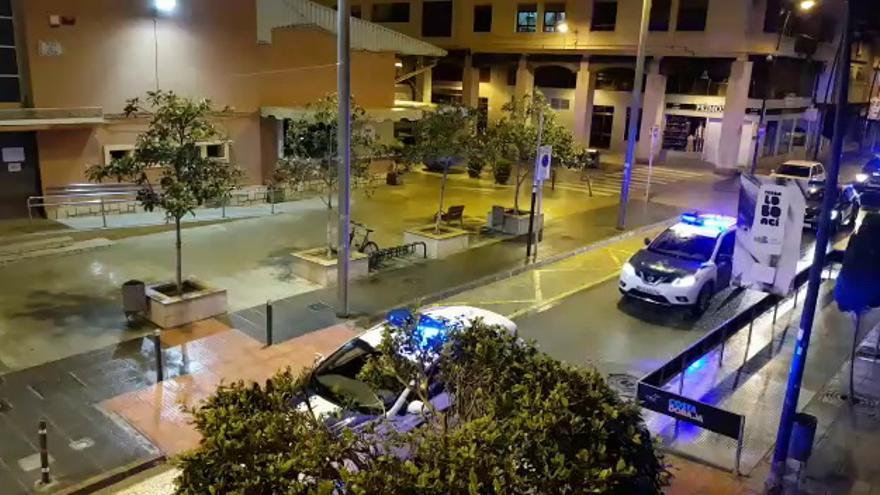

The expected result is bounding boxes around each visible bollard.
[153,329,164,382]
[100,197,107,228]
[266,300,274,346]
[38,420,51,486]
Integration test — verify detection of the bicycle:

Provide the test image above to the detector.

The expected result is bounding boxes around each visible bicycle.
[350,221,379,255]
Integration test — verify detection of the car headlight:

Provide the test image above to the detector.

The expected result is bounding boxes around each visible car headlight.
[622,262,636,277]
[671,275,697,288]
[857,173,869,183]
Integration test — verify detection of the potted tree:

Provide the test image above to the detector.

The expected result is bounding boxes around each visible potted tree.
[87,90,241,328]
[488,94,574,235]
[275,95,376,285]
[402,105,475,258]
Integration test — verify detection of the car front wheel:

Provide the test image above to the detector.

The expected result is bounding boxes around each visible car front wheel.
[690,283,714,318]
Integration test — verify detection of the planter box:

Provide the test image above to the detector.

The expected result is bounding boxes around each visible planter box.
[146,280,227,329]
[486,210,544,236]
[292,247,370,286]
[404,225,469,259]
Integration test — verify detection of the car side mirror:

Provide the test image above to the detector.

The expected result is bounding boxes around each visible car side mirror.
[644,237,651,246]
[406,400,427,415]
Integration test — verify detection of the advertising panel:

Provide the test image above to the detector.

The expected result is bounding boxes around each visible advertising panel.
[732,175,806,296]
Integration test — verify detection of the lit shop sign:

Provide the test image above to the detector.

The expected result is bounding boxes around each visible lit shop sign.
[695,104,725,114]
[665,103,725,114]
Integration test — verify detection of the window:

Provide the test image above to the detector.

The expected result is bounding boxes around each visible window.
[624,107,643,141]
[591,1,617,31]
[103,145,135,165]
[677,0,708,31]
[351,5,362,18]
[422,1,452,37]
[590,106,615,149]
[201,141,231,162]
[763,0,781,33]
[543,3,566,32]
[473,4,492,32]
[516,4,538,33]
[372,2,410,22]
[549,98,570,110]
[479,66,491,82]
[649,0,671,31]
[762,121,778,157]
[0,2,19,104]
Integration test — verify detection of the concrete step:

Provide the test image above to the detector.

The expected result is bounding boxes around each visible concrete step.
[0,238,113,266]
[0,235,75,256]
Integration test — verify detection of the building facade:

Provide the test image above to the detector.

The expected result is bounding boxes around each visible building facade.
[0,0,442,218]
[334,0,878,172]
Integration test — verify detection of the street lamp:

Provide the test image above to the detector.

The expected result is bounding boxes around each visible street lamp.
[154,0,177,13]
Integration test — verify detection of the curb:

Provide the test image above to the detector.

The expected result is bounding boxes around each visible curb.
[54,455,167,495]
[359,215,678,326]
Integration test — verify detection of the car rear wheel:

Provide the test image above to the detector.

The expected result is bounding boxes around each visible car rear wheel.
[690,283,713,318]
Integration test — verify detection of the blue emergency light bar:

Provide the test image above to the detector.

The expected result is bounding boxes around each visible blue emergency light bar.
[680,212,736,231]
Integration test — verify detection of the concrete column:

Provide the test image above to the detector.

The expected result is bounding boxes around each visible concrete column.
[488,65,509,122]
[716,58,753,173]
[515,56,534,100]
[462,54,480,107]
[637,60,667,161]
[416,66,433,104]
[572,59,596,148]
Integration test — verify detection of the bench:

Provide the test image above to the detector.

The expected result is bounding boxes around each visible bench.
[438,205,465,227]
[368,242,427,270]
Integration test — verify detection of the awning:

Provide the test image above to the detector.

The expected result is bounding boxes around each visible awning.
[0,107,105,129]
[257,0,446,57]
[261,104,424,122]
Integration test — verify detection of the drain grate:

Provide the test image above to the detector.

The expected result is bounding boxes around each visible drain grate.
[308,302,332,312]
[0,397,12,413]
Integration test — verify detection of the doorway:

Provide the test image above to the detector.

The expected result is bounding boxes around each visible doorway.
[0,132,42,219]
[589,105,615,149]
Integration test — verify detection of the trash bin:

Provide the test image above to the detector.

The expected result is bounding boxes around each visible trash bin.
[122,280,147,315]
[585,148,601,169]
[789,412,818,463]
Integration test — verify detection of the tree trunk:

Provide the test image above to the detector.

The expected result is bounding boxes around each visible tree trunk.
[326,192,335,259]
[435,164,449,233]
[513,161,523,213]
[175,216,183,295]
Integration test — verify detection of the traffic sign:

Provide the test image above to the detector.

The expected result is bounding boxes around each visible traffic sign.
[534,145,552,182]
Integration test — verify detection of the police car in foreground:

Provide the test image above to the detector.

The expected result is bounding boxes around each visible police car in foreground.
[619,213,736,317]
[292,306,516,433]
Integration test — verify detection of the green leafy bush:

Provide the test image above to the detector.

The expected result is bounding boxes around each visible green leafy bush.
[175,320,668,494]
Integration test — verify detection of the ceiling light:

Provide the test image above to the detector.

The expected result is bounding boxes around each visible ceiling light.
[154,0,177,13]
[798,0,816,11]
[557,21,569,33]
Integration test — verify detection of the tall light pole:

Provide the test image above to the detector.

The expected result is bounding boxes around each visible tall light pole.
[336,0,352,317]
[616,0,652,230]
[767,0,848,491]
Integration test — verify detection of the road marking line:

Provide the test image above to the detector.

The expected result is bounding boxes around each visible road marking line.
[534,270,543,304]
[507,271,622,320]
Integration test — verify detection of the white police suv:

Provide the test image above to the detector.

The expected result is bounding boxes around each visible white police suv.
[619,213,736,317]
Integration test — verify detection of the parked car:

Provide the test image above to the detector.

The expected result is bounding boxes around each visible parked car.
[771,160,827,182]
[803,182,860,231]
[854,156,880,208]
[291,306,516,433]
[619,213,736,317]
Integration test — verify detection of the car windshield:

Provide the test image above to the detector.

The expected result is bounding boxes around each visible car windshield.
[776,164,812,178]
[864,158,880,174]
[311,339,401,413]
[648,224,718,262]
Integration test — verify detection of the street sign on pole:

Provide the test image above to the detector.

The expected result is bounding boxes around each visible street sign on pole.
[534,145,552,183]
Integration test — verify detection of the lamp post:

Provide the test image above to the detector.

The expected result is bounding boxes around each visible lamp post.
[615,0,652,230]
[336,0,352,317]
[767,1,848,491]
